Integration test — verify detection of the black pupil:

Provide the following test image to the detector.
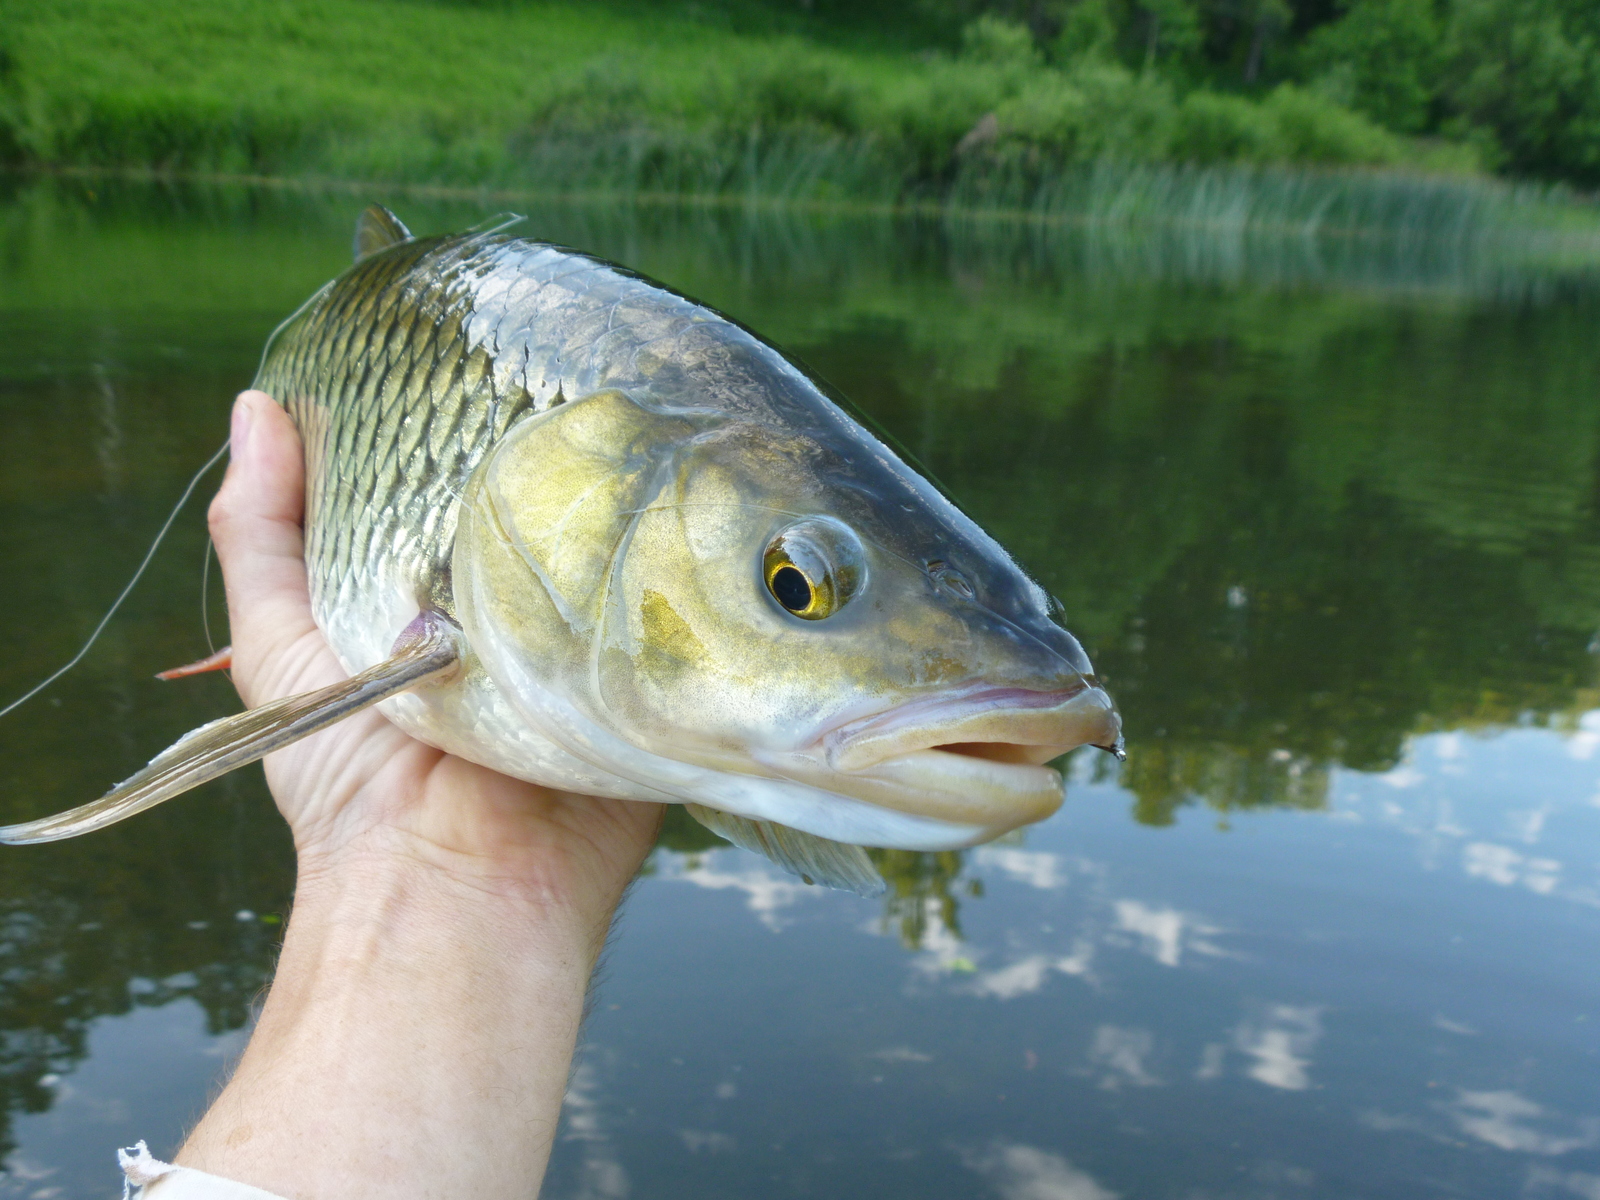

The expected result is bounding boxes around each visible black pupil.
[772,566,813,612]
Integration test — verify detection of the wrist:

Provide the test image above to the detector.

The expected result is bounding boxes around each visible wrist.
[178,830,612,1196]
[292,827,617,966]
[291,809,640,966]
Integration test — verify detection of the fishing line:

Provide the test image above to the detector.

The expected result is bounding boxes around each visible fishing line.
[249,280,331,390]
[200,536,215,654]
[6,257,325,724]
[466,212,527,237]
[0,438,231,722]
[199,535,226,683]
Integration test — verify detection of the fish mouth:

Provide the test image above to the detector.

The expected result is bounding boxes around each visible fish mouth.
[760,682,1123,836]
[824,682,1119,771]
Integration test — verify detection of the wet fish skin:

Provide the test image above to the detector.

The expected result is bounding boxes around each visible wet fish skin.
[253,212,1121,869]
[0,209,1120,890]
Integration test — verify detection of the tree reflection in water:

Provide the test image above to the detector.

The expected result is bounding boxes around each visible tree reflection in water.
[868,850,976,950]
[4,176,1600,1164]
[0,781,292,1161]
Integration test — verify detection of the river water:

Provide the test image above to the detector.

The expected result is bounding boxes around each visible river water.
[1,175,1597,1199]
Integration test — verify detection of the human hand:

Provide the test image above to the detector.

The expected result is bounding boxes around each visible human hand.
[207,388,664,928]
[177,390,663,1198]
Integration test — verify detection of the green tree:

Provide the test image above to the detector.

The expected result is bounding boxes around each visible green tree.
[1299,0,1443,132]
[1132,0,1205,69]
[1444,0,1600,183]
[1050,0,1120,60]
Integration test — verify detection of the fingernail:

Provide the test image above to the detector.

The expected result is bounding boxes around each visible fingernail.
[231,394,255,457]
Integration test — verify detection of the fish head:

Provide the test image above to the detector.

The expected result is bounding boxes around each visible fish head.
[455,386,1120,848]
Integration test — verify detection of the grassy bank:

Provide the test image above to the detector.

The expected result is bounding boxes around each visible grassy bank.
[6,0,1600,264]
[2,0,1474,196]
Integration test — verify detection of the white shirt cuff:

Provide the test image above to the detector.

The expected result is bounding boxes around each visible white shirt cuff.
[119,1142,290,1200]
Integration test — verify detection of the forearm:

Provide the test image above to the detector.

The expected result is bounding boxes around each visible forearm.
[178,849,609,1199]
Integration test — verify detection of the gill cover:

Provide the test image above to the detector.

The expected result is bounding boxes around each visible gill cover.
[453,388,886,892]
[456,389,702,644]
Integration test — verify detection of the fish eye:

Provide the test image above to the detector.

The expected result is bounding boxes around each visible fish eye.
[763,518,866,621]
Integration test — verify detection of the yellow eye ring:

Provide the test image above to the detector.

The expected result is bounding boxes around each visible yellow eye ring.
[762,518,865,621]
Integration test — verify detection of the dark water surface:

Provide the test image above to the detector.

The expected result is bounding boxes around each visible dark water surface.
[1,176,1598,1199]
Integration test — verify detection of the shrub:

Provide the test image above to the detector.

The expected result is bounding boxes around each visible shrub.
[724,45,864,135]
[1298,0,1444,134]
[1072,61,1180,157]
[960,15,1041,67]
[1444,0,1600,185]
[991,62,1176,162]
[1173,91,1281,163]
[1263,83,1404,164]
[873,61,1007,175]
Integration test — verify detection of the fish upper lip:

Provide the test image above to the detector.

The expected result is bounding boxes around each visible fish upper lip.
[820,680,1116,773]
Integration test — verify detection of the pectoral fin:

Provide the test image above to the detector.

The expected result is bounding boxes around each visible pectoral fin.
[684,803,885,897]
[0,615,460,845]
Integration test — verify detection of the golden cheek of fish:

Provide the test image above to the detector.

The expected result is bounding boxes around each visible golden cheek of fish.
[0,206,1121,896]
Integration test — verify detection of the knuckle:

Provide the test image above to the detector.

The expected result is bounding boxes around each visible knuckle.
[206,486,243,542]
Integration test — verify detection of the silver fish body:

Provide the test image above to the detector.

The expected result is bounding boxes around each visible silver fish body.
[255,217,1123,861]
[0,210,1121,889]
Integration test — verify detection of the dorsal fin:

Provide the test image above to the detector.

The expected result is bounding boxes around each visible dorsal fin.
[684,804,885,897]
[353,205,412,261]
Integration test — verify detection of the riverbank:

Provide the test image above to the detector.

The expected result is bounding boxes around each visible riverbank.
[3,0,1483,203]
[14,158,1600,292]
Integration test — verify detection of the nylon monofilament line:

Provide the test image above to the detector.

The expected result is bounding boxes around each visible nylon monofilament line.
[0,438,231,722]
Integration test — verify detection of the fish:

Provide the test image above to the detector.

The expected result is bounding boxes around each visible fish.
[0,206,1122,895]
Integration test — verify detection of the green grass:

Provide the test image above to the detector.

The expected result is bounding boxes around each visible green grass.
[0,0,1457,185]
[3,0,1599,254]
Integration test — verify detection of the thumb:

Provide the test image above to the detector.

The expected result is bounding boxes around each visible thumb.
[207,391,328,706]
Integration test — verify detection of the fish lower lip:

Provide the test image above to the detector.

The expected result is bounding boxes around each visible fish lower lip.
[851,749,1068,828]
[751,743,1071,831]
[824,684,1121,773]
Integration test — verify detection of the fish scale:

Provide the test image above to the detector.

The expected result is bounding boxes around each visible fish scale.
[260,234,545,650]
[255,229,748,667]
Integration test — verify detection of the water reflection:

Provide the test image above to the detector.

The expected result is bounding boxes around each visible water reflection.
[865,319,1600,808]
[960,1140,1115,1200]
[585,717,1600,1198]
[870,850,974,950]
[3,175,1600,1196]
[0,793,291,1165]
